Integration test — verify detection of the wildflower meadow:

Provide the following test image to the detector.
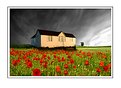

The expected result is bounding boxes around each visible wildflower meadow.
[10,47,111,76]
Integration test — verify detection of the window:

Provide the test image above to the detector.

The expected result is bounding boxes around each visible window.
[48,36,52,42]
[61,36,64,42]
[59,36,66,42]
[58,36,60,42]
[72,38,73,42]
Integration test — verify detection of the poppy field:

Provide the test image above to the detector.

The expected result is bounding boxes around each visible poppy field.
[10,47,111,76]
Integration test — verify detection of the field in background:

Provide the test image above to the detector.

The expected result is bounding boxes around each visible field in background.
[10,46,111,76]
[77,46,111,51]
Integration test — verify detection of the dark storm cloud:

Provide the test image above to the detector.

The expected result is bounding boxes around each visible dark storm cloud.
[10,8,111,45]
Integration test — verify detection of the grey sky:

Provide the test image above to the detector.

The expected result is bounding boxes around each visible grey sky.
[10,8,111,45]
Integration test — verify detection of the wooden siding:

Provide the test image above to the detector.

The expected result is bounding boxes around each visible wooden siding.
[31,38,35,46]
[41,32,76,48]
[31,31,41,47]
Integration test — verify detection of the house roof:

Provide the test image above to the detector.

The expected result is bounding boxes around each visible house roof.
[38,29,60,36]
[31,34,36,38]
[31,29,76,38]
[64,33,75,38]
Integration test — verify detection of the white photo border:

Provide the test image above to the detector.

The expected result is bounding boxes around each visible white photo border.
[7,6,113,79]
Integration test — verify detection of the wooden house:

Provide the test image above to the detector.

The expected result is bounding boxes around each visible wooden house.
[31,29,76,48]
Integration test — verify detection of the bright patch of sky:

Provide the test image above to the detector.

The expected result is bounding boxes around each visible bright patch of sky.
[89,27,111,46]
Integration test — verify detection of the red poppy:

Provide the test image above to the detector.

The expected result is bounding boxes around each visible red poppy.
[102,55,107,59]
[76,53,80,56]
[43,64,47,68]
[27,61,32,68]
[96,68,101,73]
[73,65,76,69]
[99,61,104,67]
[54,55,57,58]
[16,59,20,64]
[23,55,27,60]
[43,54,46,58]
[32,68,41,76]
[87,52,91,56]
[40,59,44,64]
[108,63,111,69]
[67,61,70,64]
[43,62,48,68]
[47,56,50,60]
[11,48,15,51]
[12,60,18,66]
[85,60,89,65]
[62,57,65,61]
[58,58,61,62]
[56,66,61,73]
[81,52,85,55]
[64,64,68,69]
[103,66,109,72]
[64,70,68,75]
[17,57,21,62]
[70,59,74,64]
[33,57,40,60]
[67,55,71,59]
[25,59,31,63]
[79,56,82,58]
